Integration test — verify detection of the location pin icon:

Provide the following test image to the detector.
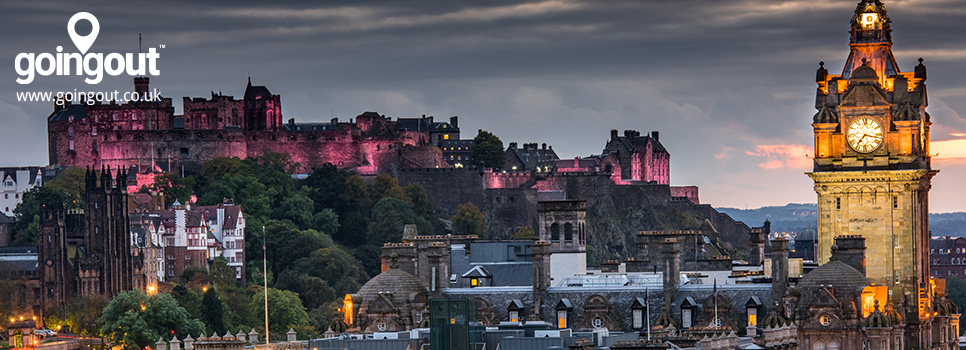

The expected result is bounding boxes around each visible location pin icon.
[67,12,99,54]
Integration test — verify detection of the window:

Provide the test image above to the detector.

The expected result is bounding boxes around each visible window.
[893,196,898,209]
[564,223,574,243]
[835,197,841,210]
[747,308,757,327]
[550,223,560,241]
[682,308,692,328]
[632,309,643,329]
[592,317,603,328]
[509,311,519,323]
[470,278,478,287]
[558,310,568,329]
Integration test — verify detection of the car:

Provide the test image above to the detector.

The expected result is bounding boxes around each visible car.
[33,329,56,337]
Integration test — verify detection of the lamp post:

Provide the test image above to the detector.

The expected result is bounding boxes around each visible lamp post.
[263,225,269,345]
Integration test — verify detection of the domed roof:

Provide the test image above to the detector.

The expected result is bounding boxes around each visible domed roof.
[795,227,817,241]
[357,268,428,304]
[798,255,868,299]
[851,62,878,81]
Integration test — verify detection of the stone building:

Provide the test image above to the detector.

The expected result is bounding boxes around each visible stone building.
[46,78,445,175]
[37,167,143,318]
[602,130,669,185]
[505,142,559,172]
[929,236,966,279]
[806,0,950,347]
[1,167,45,219]
[155,201,246,285]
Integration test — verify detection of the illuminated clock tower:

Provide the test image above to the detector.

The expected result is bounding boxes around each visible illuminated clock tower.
[806,0,936,323]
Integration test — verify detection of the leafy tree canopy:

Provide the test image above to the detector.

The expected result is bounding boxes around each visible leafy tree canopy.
[452,203,486,236]
[99,290,204,349]
[366,198,415,245]
[470,130,505,169]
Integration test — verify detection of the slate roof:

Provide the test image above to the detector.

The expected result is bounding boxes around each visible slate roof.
[0,213,14,224]
[244,79,273,100]
[357,268,428,307]
[47,104,87,122]
[797,259,868,303]
[0,247,38,273]
[1,167,42,186]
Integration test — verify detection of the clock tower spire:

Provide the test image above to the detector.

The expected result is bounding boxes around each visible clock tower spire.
[807,0,938,331]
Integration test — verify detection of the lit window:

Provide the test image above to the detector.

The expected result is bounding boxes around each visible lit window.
[470,278,478,287]
[747,308,757,327]
[558,310,567,329]
[509,311,519,323]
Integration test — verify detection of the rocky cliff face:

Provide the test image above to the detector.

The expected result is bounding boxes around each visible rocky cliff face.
[398,169,751,265]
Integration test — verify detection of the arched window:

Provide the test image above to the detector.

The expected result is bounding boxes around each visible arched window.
[550,223,560,241]
[826,341,840,350]
[812,341,826,350]
[564,223,574,243]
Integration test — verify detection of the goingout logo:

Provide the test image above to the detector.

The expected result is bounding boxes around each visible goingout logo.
[14,12,162,84]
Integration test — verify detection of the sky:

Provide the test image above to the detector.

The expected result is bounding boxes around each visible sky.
[1,0,965,212]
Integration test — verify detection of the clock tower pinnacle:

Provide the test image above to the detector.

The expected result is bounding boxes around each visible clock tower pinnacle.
[807,0,937,327]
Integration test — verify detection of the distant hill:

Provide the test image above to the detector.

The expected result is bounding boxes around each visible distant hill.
[718,203,966,238]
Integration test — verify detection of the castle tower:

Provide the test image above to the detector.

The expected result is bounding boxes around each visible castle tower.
[807,0,935,325]
[536,200,587,285]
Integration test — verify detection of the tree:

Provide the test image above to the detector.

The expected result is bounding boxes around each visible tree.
[171,285,203,321]
[470,130,505,169]
[336,175,371,246]
[44,296,107,337]
[272,189,315,228]
[199,157,249,192]
[353,245,382,280]
[12,186,65,245]
[512,226,537,240]
[405,183,433,218]
[366,198,415,245]
[201,288,227,336]
[312,209,340,235]
[248,287,311,340]
[45,166,87,209]
[947,277,966,320]
[452,203,486,236]
[99,290,204,349]
[302,164,348,211]
[208,257,237,291]
[152,172,196,205]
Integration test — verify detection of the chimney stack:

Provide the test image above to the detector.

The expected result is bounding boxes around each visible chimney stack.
[650,131,660,142]
[834,235,867,276]
[450,116,459,128]
[531,241,551,321]
[134,77,150,96]
[610,129,619,140]
[770,238,789,305]
[661,238,681,308]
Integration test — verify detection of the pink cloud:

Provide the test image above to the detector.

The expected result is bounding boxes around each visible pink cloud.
[746,144,813,169]
[933,138,966,164]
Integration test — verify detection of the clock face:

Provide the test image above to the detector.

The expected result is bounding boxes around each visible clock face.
[861,12,878,29]
[847,117,883,153]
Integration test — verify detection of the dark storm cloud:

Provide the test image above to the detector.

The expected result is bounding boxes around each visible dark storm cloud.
[2,0,965,210]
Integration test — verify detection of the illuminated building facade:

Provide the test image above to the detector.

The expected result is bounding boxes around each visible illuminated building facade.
[805,1,958,348]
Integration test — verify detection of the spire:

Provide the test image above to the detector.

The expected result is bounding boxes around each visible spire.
[841,0,898,82]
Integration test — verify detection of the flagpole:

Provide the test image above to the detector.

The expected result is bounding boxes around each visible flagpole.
[263,225,269,345]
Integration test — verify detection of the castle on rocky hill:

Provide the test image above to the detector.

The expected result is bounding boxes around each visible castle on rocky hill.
[47,78,447,175]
